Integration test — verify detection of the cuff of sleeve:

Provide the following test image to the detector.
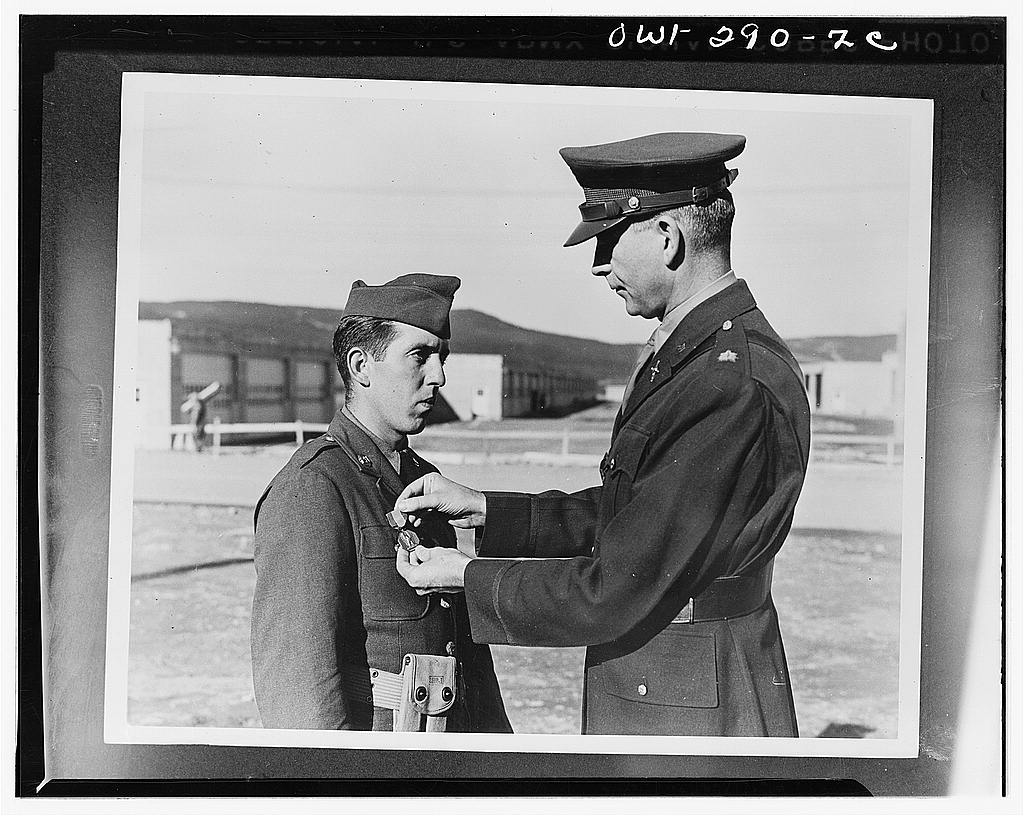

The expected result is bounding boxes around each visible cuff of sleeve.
[477,492,533,557]
[464,558,517,644]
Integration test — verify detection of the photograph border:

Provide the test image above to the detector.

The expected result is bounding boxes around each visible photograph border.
[105,72,934,758]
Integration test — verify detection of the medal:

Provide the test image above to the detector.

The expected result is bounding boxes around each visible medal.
[396,529,420,552]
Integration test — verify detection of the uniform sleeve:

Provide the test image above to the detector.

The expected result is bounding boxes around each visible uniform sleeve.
[464,377,769,647]
[476,487,602,558]
[251,470,357,729]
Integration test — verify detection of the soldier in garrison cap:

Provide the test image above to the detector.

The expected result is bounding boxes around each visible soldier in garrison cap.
[395,133,811,737]
[251,273,511,732]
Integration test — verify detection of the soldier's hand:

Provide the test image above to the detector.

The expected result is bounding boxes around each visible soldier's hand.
[396,545,469,594]
[396,473,486,529]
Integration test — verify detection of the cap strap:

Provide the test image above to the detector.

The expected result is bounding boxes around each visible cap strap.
[579,169,738,223]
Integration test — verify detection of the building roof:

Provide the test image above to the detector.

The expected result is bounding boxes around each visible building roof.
[788,334,898,364]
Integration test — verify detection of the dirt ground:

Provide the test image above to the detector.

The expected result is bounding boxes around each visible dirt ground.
[126,498,901,738]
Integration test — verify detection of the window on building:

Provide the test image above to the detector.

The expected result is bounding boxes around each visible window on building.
[246,357,286,402]
[294,361,327,400]
[180,352,234,404]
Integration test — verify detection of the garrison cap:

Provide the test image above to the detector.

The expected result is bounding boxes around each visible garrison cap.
[560,132,745,247]
[342,273,461,339]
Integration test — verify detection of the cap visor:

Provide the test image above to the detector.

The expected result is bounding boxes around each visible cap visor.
[563,215,628,247]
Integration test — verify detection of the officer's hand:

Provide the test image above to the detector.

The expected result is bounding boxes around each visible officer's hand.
[395,473,486,529]
[396,545,469,594]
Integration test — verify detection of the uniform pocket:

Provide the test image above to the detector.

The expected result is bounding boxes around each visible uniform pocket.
[602,425,650,520]
[590,630,720,709]
[358,525,430,622]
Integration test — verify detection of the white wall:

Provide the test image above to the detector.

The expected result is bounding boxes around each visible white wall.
[801,359,898,418]
[602,382,627,403]
[136,320,172,448]
[440,354,504,421]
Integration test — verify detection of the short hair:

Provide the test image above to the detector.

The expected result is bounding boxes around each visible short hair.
[332,315,398,397]
[631,190,735,254]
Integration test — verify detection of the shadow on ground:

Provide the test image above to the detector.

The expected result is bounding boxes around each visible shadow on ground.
[818,722,876,739]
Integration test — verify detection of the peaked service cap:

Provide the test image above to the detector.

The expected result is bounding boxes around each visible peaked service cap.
[559,132,746,247]
[342,273,461,339]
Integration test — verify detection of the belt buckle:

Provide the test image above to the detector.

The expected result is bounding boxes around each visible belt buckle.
[673,598,694,624]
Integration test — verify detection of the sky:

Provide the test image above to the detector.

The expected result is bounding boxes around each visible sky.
[128,76,931,345]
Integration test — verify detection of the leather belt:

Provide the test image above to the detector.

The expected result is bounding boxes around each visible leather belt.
[671,560,774,624]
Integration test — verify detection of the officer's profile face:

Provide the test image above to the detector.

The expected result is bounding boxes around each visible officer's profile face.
[357,322,449,437]
[591,218,675,320]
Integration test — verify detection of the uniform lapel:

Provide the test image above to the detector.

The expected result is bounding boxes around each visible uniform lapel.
[327,412,406,499]
[616,281,759,428]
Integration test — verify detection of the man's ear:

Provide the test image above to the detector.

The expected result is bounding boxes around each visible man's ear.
[347,347,372,388]
[659,214,685,270]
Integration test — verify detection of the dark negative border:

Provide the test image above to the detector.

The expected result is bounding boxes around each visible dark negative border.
[17,13,1006,798]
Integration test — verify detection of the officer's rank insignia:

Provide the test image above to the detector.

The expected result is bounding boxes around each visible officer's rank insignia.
[718,350,738,363]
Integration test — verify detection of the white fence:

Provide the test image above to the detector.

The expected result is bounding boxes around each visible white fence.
[168,420,901,464]
[169,420,328,451]
[811,433,901,466]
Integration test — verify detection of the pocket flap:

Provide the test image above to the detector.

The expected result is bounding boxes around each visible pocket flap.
[591,630,719,709]
[360,525,397,559]
[608,425,650,479]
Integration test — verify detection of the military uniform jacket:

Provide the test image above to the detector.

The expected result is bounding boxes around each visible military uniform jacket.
[463,280,810,736]
[252,411,511,732]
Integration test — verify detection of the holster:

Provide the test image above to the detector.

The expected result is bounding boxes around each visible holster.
[341,653,458,732]
[394,653,458,732]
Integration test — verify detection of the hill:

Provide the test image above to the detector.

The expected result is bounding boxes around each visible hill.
[138,300,899,383]
[138,301,641,382]
[788,335,898,363]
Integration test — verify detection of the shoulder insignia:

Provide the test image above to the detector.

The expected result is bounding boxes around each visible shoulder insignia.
[705,317,751,386]
[297,434,342,469]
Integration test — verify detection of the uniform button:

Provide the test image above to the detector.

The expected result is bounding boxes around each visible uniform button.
[445,641,456,656]
[627,195,640,209]
[722,319,733,331]
[439,597,451,609]
[637,683,648,696]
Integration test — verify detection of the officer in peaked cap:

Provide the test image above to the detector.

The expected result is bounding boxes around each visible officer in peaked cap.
[559,131,745,247]
[395,133,811,737]
[251,273,511,732]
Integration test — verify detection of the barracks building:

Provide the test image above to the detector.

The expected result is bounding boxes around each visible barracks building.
[134,301,900,449]
[135,301,604,447]
[788,334,901,419]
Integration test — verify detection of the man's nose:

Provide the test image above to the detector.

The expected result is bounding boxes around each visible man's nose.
[426,357,445,388]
